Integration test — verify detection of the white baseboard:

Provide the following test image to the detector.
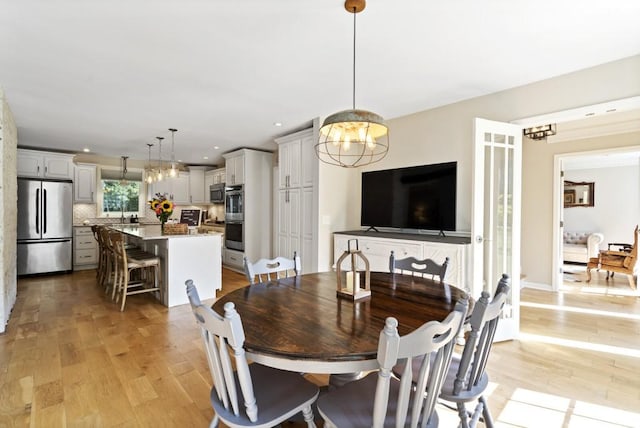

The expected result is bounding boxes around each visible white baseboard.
[522,281,553,291]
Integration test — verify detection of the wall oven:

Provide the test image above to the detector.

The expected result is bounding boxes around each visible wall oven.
[225,185,243,222]
[225,221,244,251]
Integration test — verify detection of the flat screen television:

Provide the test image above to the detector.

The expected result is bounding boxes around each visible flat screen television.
[361,162,457,232]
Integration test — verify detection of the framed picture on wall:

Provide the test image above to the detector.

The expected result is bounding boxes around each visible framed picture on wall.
[564,190,575,205]
[564,181,594,208]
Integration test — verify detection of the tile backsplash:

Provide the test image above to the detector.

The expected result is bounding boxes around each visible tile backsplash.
[73,203,225,225]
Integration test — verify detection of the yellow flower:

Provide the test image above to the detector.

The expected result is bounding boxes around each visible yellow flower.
[161,200,174,212]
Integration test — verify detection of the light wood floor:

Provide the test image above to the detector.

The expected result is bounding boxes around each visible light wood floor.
[1,268,638,427]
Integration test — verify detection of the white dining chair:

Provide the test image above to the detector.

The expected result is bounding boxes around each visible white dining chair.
[316,297,469,428]
[389,250,450,282]
[439,274,510,428]
[394,274,511,428]
[185,280,319,428]
[244,252,301,284]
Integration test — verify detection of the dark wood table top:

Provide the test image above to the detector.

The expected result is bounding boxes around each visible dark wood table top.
[213,271,469,373]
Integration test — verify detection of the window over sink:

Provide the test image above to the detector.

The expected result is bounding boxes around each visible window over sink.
[97,167,146,218]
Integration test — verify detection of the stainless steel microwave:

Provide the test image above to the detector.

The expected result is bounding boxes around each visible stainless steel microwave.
[209,183,225,204]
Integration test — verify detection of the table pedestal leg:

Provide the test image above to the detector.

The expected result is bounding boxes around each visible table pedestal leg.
[328,372,365,388]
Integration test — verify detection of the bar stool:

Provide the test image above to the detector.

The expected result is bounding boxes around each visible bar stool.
[110,232,162,311]
[98,227,117,294]
[91,225,104,281]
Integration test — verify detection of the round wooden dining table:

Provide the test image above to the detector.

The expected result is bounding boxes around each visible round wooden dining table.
[213,271,469,375]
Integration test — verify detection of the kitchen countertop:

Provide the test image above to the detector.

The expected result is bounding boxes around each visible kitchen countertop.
[110,224,222,240]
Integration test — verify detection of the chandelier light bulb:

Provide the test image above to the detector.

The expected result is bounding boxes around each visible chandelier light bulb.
[343,135,351,151]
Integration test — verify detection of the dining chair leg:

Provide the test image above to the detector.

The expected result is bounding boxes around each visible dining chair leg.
[302,405,316,428]
[457,403,471,428]
[212,413,225,428]
[479,396,495,428]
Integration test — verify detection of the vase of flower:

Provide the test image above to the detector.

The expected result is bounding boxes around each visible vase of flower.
[149,193,174,235]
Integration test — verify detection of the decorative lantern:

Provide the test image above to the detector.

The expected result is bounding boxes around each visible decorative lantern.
[335,239,371,301]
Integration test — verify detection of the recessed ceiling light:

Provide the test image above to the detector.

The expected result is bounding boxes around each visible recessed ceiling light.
[83,148,90,152]
[274,122,282,127]
[203,156,209,160]
[214,146,220,150]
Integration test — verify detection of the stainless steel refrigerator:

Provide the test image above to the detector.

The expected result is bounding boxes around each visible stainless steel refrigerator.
[17,178,73,275]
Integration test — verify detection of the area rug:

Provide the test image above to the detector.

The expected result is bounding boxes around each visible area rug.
[563,264,588,282]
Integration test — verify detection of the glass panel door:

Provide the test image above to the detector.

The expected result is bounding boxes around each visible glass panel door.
[472,118,522,341]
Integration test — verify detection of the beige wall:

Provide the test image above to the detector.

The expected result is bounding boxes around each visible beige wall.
[341,54,640,286]
[1,87,18,333]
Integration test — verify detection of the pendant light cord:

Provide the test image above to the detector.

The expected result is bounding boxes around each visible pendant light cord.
[352,6,356,110]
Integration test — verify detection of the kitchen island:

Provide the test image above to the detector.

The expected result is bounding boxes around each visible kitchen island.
[111,224,222,307]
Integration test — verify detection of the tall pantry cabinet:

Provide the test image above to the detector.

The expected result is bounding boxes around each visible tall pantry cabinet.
[274,126,319,274]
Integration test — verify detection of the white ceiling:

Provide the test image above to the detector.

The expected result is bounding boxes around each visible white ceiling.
[2,0,640,167]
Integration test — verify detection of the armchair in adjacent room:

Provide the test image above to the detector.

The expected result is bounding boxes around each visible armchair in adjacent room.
[587,225,638,290]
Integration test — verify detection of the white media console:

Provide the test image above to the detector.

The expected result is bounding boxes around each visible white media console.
[334,231,472,291]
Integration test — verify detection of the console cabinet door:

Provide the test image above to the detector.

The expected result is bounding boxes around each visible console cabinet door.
[334,234,422,272]
[423,242,468,289]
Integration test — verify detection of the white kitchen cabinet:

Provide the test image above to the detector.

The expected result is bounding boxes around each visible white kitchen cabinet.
[73,226,98,270]
[150,172,190,205]
[278,139,301,189]
[18,149,74,179]
[205,170,216,193]
[188,166,207,204]
[214,168,226,184]
[74,163,96,203]
[225,154,245,185]
[277,188,301,261]
[205,168,226,195]
[224,248,244,270]
[334,232,471,290]
[274,127,318,273]
[171,172,190,204]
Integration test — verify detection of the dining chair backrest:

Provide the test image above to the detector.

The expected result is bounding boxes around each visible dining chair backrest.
[244,252,301,284]
[376,297,468,427]
[185,279,260,422]
[389,250,449,282]
[453,274,510,396]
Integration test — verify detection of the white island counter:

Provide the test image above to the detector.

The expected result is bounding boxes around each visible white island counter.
[112,225,222,307]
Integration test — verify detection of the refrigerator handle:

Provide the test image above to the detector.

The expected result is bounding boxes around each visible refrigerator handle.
[35,188,40,234]
[43,188,47,234]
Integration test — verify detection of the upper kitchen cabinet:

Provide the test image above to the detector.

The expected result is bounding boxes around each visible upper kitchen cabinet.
[150,172,190,205]
[74,163,97,203]
[276,130,315,189]
[225,153,245,185]
[213,168,226,184]
[188,166,208,204]
[18,149,74,179]
[205,167,226,187]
